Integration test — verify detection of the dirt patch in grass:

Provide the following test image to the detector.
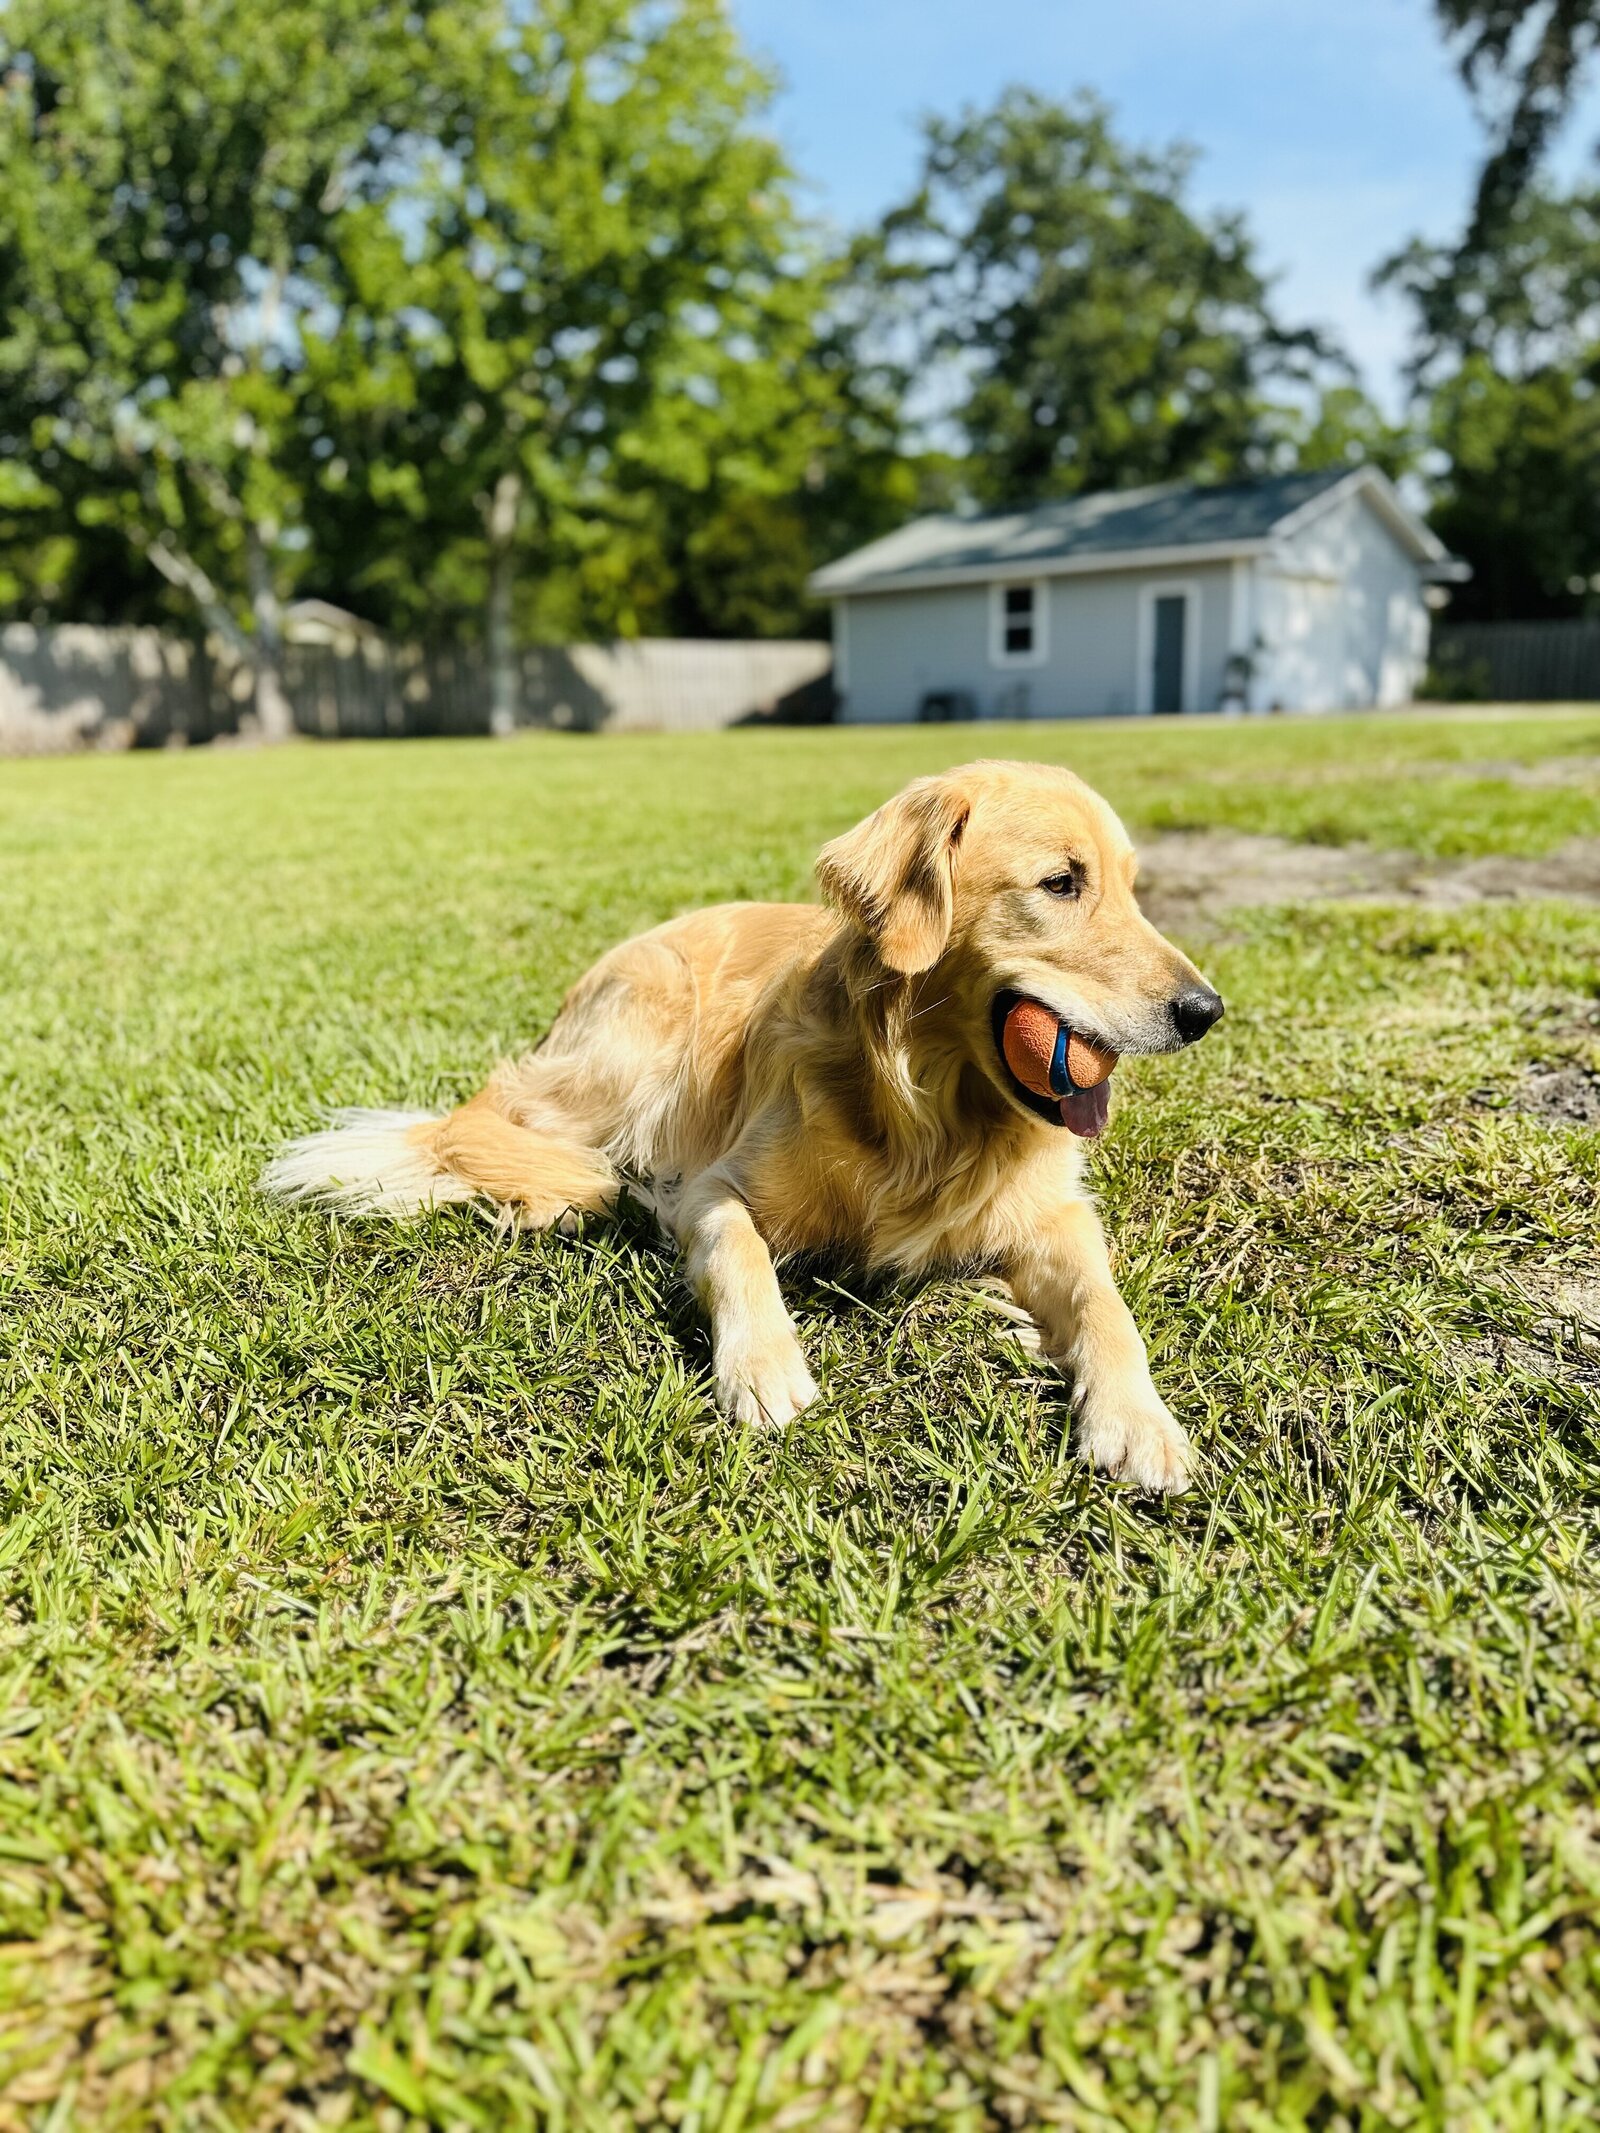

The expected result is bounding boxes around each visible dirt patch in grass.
[1137,829,1600,931]
[1497,1330,1600,1389]
[1448,754,1600,789]
[1413,844,1600,907]
[1514,1062,1600,1129]
[1137,832,1411,927]
[1518,1266,1600,1340]
[1475,1264,1600,1391]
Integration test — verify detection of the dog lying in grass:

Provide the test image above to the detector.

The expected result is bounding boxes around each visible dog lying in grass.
[266,760,1223,1491]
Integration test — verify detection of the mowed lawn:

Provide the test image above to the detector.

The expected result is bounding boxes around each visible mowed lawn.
[2,709,1599,2130]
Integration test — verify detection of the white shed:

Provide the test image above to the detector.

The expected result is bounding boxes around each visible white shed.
[809,468,1467,721]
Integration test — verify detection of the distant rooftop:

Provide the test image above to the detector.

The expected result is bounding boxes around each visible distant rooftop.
[811,467,1450,596]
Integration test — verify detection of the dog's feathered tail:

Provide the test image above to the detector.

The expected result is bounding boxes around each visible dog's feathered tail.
[261,1108,469,1217]
[262,1099,617,1227]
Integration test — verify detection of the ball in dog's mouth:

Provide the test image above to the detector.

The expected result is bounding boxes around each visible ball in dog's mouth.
[994,992,1119,1138]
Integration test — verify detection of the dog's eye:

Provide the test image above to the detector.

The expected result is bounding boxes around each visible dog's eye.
[1040,870,1081,899]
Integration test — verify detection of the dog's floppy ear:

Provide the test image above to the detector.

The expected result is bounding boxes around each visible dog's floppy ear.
[816,775,971,975]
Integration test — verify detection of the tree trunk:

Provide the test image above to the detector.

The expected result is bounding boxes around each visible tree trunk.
[147,538,251,662]
[486,469,522,737]
[147,536,273,738]
[245,525,296,743]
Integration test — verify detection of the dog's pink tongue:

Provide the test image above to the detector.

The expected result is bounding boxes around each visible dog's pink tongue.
[1061,1082,1111,1138]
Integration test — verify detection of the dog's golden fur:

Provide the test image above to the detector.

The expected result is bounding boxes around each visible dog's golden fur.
[267,759,1222,1490]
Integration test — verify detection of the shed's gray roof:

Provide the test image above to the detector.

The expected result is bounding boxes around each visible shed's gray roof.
[810,467,1450,596]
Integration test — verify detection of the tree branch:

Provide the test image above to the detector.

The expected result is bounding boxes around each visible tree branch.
[145,538,254,663]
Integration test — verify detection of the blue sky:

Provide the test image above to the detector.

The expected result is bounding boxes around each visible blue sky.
[731,0,1600,410]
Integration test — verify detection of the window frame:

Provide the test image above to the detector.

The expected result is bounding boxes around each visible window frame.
[988,578,1050,670]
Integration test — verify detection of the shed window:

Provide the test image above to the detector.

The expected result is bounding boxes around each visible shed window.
[989,580,1048,667]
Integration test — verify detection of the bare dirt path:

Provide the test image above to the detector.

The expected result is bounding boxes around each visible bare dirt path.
[1136,830,1600,933]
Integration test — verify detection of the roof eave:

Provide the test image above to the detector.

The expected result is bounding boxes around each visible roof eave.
[1271,465,1450,566]
[810,536,1273,599]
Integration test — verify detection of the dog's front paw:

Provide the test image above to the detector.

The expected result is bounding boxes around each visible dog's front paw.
[714,1327,819,1428]
[1075,1386,1194,1494]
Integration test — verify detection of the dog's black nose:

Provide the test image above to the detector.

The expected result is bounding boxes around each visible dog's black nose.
[1170,986,1225,1046]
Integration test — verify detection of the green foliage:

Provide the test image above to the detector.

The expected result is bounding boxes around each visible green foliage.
[1435,0,1600,244]
[1267,382,1416,484]
[1420,648,1495,701]
[861,88,1372,508]
[304,0,836,642]
[654,262,964,639]
[0,0,452,641]
[1428,356,1600,618]
[1381,187,1600,382]
[8,13,1591,649]
[1,713,1598,2121]
[1381,189,1600,619]
[0,0,852,647]
[1422,4,1600,622]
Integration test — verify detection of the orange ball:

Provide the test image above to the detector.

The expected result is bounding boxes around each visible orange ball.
[1001,998,1119,1099]
[1002,999,1063,1100]
[1066,1031,1117,1090]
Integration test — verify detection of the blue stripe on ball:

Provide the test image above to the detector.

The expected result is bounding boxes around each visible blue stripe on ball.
[1049,1022,1073,1097]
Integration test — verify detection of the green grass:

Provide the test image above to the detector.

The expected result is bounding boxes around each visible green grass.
[1,708,1598,2129]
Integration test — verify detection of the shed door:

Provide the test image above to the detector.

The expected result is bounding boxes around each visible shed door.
[1152,594,1188,714]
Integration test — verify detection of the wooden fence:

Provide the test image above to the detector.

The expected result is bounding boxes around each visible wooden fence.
[0,625,835,753]
[1430,619,1600,703]
[0,624,222,753]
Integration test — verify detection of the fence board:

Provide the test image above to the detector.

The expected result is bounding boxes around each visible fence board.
[1431,620,1600,702]
[0,623,214,752]
[1,626,834,753]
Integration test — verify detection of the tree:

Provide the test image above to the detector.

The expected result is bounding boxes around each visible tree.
[860,89,1359,509]
[1379,184,1600,379]
[0,0,837,714]
[304,0,830,715]
[1435,0,1600,246]
[1381,186,1600,617]
[0,0,462,736]
[652,248,965,638]
[1425,359,1600,616]
[1263,384,1415,484]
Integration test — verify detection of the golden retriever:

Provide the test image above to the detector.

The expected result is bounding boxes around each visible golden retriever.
[266,759,1223,1490]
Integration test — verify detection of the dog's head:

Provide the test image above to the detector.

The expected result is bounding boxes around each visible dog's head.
[816,759,1222,1136]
